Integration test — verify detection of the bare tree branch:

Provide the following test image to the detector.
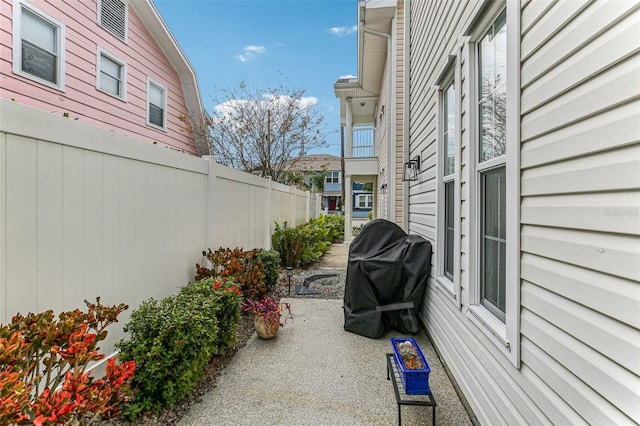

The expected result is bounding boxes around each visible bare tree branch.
[191,81,329,183]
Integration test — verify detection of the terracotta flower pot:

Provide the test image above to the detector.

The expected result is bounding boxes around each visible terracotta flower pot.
[254,314,279,339]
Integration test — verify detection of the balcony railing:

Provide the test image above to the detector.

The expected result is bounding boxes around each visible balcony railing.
[351,126,375,157]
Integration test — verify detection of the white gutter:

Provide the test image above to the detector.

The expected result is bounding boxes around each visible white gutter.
[361,25,390,41]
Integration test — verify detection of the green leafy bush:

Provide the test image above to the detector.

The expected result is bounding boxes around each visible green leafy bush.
[325,214,345,242]
[257,249,281,292]
[180,278,242,351]
[116,279,242,416]
[272,215,339,268]
[301,222,328,265]
[272,222,304,267]
[309,214,344,243]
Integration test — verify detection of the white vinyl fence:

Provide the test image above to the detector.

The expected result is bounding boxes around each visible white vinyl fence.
[0,99,320,357]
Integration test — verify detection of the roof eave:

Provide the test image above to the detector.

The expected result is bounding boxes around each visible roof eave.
[130,0,209,155]
[334,1,396,126]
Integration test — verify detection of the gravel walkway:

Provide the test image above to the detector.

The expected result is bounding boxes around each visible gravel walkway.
[274,267,348,300]
[273,240,351,300]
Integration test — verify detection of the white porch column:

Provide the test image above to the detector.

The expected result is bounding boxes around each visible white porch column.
[346,99,353,158]
[344,174,352,239]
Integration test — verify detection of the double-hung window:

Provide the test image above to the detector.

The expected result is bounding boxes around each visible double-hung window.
[477,9,507,322]
[357,194,372,209]
[97,49,126,100]
[435,53,461,303]
[13,1,65,90]
[467,3,520,367]
[326,171,339,184]
[147,79,167,130]
[442,81,456,283]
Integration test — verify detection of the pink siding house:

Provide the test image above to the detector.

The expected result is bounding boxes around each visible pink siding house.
[1,0,206,155]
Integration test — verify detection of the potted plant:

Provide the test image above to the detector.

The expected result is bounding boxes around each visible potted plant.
[391,337,431,394]
[242,297,292,339]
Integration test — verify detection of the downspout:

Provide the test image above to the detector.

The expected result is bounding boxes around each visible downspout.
[361,24,393,222]
[390,16,397,226]
[340,125,345,215]
[403,0,411,232]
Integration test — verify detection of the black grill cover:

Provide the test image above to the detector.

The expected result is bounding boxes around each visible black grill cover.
[343,219,432,338]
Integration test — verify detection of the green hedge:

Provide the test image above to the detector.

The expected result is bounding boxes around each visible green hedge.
[272,214,343,268]
[180,278,243,351]
[317,214,345,243]
[116,278,242,417]
[257,249,281,291]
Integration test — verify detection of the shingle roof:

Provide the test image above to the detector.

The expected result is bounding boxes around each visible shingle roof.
[288,154,342,172]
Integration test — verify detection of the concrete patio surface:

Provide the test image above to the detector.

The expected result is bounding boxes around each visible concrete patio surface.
[313,239,351,269]
[178,296,472,425]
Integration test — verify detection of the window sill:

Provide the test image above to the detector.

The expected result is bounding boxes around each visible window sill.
[435,276,457,304]
[146,122,167,133]
[97,88,127,103]
[14,70,65,93]
[467,305,511,353]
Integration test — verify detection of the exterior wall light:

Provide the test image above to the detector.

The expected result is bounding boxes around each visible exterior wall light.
[381,183,388,194]
[402,155,421,181]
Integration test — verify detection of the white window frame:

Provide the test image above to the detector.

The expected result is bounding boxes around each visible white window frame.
[434,53,462,307]
[12,0,66,91]
[146,78,167,131]
[96,48,127,101]
[325,171,340,184]
[97,0,128,43]
[356,194,372,209]
[465,1,521,368]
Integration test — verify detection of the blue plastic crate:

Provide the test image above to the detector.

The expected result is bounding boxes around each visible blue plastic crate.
[391,337,431,395]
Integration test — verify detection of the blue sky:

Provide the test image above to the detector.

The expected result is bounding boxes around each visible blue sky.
[153,0,360,157]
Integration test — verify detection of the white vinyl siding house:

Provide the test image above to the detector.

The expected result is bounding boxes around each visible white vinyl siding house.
[376,62,391,220]
[334,0,405,236]
[407,0,640,424]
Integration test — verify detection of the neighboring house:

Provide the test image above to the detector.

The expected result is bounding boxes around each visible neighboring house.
[351,181,372,219]
[287,154,343,214]
[334,0,405,237]
[339,0,639,424]
[1,0,206,155]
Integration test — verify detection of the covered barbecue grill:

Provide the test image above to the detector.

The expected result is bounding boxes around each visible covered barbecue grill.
[343,219,432,338]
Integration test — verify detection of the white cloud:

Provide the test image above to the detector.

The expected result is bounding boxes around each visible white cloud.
[339,74,357,80]
[327,25,357,36]
[299,96,318,109]
[236,45,266,62]
[213,95,319,127]
[262,94,318,109]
